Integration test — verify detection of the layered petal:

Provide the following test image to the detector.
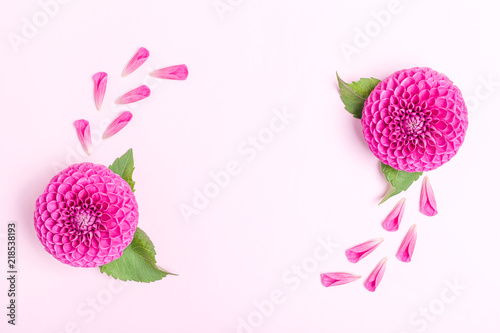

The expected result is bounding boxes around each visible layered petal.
[420,176,438,216]
[150,64,189,80]
[103,111,133,139]
[122,47,150,77]
[345,238,384,263]
[74,119,92,156]
[320,272,361,287]
[92,72,107,111]
[361,67,468,172]
[396,224,417,263]
[382,198,406,231]
[364,257,388,292]
[115,85,151,104]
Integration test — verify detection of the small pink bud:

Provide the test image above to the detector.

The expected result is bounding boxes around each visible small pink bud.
[345,238,384,263]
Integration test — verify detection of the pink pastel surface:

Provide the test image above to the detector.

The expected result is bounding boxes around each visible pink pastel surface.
[1,1,500,333]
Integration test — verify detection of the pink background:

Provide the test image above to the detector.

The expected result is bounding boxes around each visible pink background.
[1,0,499,332]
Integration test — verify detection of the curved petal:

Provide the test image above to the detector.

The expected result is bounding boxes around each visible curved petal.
[122,47,150,77]
[92,72,108,111]
[382,198,406,231]
[74,119,92,156]
[320,272,361,287]
[115,85,151,104]
[364,257,387,292]
[396,224,417,263]
[150,64,188,80]
[420,176,438,216]
[345,238,384,263]
[103,111,133,139]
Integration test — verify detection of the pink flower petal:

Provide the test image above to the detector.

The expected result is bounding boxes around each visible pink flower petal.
[74,119,92,156]
[345,238,384,263]
[364,257,387,292]
[320,272,361,287]
[382,198,406,232]
[420,176,438,216]
[103,111,133,139]
[396,224,417,263]
[150,64,188,80]
[122,47,150,77]
[92,72,108,111]
[115,85,151,104]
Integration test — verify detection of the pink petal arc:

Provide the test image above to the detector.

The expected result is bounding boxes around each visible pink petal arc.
[115,85,151,104]
[122,47,150,77]
[364,257,388,292]
[345,238,384,263]
[320,273,361,287]
[420,176,438,216]
[103,111,133,139]
[382,198,406,232]
[92,72,108,111]
[396,224,417,263]
[150,64,189,80]
[74,119,92,156]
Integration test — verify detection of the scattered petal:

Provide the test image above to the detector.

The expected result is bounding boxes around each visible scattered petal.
[122,47,150,77]
[320,272,361,287]
[420,176,438,216]
[115,85,151,104]
[103,111,133,139]
[364,257,387,292]
[150,64,188,80]
[74,119,92,156]
[396,224,417,263]
[345,238,384,263]
[93,72,108,111]
[382,198,406,232]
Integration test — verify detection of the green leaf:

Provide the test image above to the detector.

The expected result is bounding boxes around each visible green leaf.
[379,163,423,204]
[109,148,135,192]
[100,227,175,283]
[337,72,380,119]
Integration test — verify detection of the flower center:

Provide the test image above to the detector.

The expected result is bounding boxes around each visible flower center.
[73,210,97,230]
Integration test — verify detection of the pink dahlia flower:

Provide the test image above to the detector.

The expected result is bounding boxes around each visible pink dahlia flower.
[34,163,139,268]
[361,67,468,172]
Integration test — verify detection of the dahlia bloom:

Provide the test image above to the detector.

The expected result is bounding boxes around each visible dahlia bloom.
[361,67,468,172]
[34,163,139,268]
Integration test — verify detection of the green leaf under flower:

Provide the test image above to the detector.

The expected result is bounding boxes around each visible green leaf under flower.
[100,227,174,283]
[379,163,422,204]
[337,73,380,119]
[102,149,173,283]
[109,148,135,192]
